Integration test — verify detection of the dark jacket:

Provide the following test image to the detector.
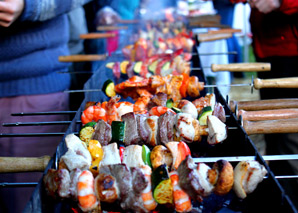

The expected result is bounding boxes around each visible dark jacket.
[250,0,298,58]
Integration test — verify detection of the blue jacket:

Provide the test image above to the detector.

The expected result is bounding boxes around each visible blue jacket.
[0,0,91,97]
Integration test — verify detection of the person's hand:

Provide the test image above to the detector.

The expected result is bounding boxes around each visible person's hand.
[0,0,24,27]
[95,6,120,26]
[249,0,281,14]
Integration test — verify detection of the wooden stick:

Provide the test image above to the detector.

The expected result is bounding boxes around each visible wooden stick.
[254,77,298,89]
[239,108,298,121]
[229,99,298,112]
[208,28,242,34]
[59,54,107,62]
[0,156,51,173]
[243,118,298,135]
[97,25,128,31]
[117,19,139,24]
[197,33,233,42]
[79,32,116,39]
[211,63,271,72]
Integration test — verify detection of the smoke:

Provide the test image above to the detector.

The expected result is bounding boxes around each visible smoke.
[139,0,177,20]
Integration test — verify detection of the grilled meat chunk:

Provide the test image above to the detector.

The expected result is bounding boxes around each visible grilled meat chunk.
[207,115,227,145]
[130,167,148,195]
[95,173,119,203]
[136,114,150,142]
[233,160,267,199]
[99,164,148,212]
[122,145,145,168]
[91,119,112,146]
[212,102,226,123]
[100,143,121,167]
[43,169,70,199]
[196,163,214,197]
[158,110,176,145]
[148,92,168,108]
[122,112,141,145]
[69,168,82,200]
[65,134,92,163]
[145,116,160,146]
[60,149,90,171]
[175,113,195,143]
[177,155,205,201]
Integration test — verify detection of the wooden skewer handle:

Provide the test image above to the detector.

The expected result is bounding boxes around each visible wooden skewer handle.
[117,19,139,24]
[243,118,298,135]
[197,33,232,42]
[239,108,298,121]
[80,33,116,39]
[0,156,51,173]
[97,25,128,31]
[208,28,242,34]
[59,54,107,62]
[254,77,298,89]
[211,63,271,72]
[229,99,298,112]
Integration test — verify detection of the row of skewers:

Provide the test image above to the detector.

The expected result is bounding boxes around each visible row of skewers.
[1,18,298,213]
[43,133,268,212]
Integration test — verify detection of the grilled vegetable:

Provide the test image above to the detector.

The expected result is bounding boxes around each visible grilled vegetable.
[162,61,170,70]
[79,122,96,145]
[102,79,116,97]
[148,59,159,73]
[134,61,143,74]
[88,140,104,174]
[120,61,129,74]
[171,107,181,114]
[150,145,173,170]
[151,164,173,204]
[198,106,213,125]
[166,98,174,109]
[160,61,171,76]
[119,146,125,162]
[111,121,126,143]
[142,145,152,167]
[106,62,115,69]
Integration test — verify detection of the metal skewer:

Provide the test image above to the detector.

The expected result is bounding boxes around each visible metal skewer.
[0,132,78,137]
[0,182,39,187]
[1,154,298,187]
[63,76,298,94]
[193,154,298,163]
[2,174,298,188]
[2,121,81,127]
[11,111,76,116]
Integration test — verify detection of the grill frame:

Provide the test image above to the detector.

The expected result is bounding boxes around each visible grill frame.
[24,37,297,212]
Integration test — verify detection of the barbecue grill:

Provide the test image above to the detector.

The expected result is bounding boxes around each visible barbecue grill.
[19,38,297,212]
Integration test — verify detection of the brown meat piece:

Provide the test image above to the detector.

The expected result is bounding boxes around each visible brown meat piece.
[43,169,70,199]
[69,168,82,200]
[99,164,148,212]
[148,92,168,108]
[136,114,149,143]
[177,156,204,201]
[91,119,112,146]
[212,102,226,123]
[158,110,176,145]
[122,112,141,145]
[95,173,119,203]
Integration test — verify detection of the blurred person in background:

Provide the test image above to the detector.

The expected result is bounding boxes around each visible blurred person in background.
[213,0,243,65]
[84,0,141,71]
[232,0,298,208]
[67,7,91,111]
[0,0,96,212]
